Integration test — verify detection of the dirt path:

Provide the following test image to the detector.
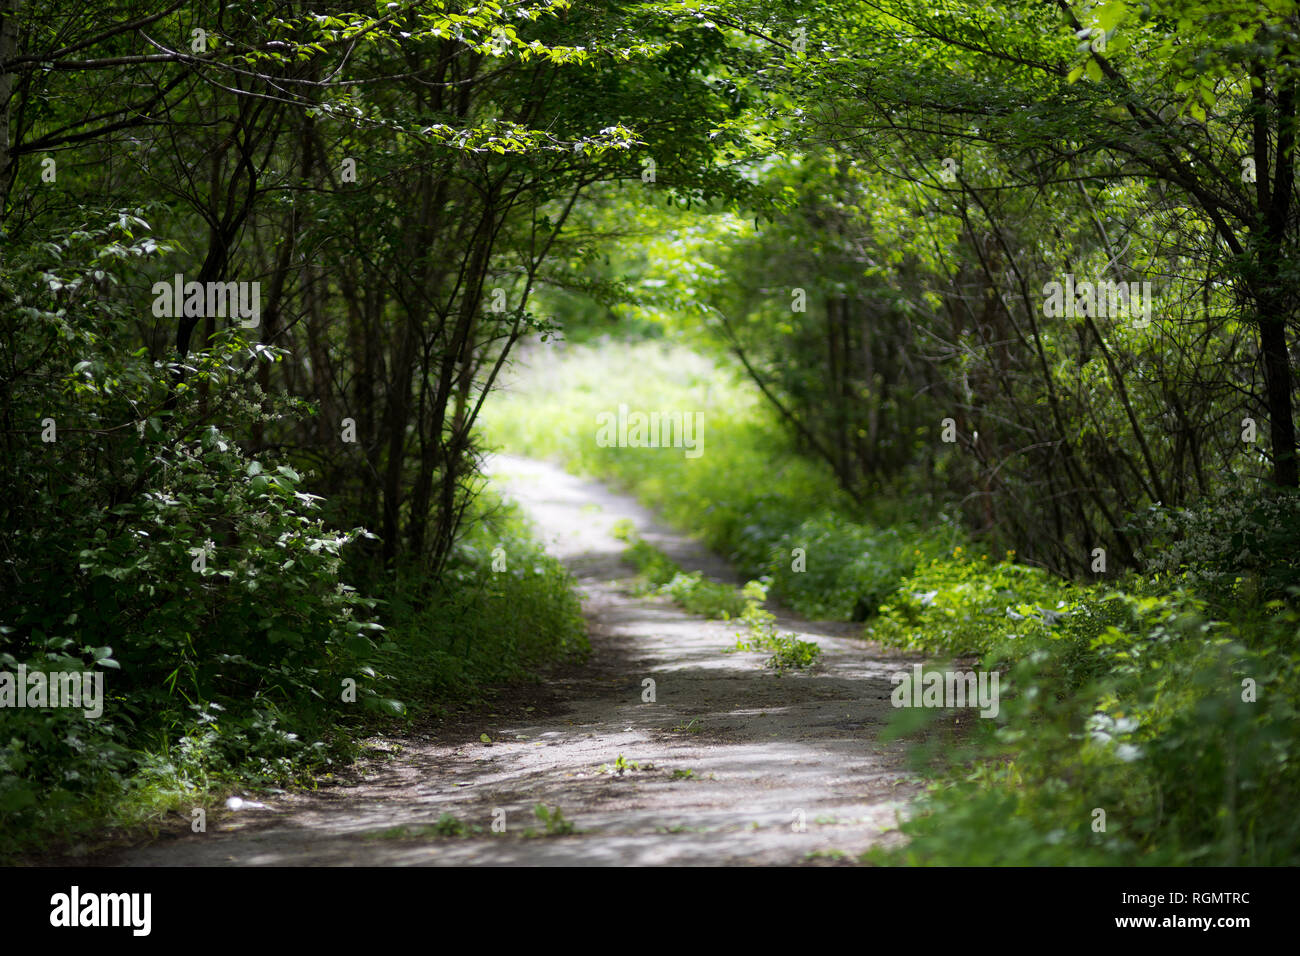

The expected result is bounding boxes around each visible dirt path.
[105,455,921,866]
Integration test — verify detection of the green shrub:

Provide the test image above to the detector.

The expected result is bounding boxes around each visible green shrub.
[615,524,819,671]
[765,513,964,620]
[0,216,386,858]
[376,492,589,714]
[1131,492,1300,607]
[873,579,1300,865]
[869,551,1072,656]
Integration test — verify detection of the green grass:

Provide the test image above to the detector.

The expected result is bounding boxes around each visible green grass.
[731,627,821,673]
[597,753,655,775]
[375,490,589,718]
[528,803,577,836]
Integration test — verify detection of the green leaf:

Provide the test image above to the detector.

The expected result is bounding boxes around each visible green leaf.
[0,788,38,812]
[1094,2,1128,32]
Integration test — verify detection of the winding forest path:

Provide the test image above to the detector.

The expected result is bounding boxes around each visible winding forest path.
[106,456,921,866]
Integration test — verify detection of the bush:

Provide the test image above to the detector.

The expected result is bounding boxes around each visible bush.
[0,214,386,858]
[873,576,1300,866]
[765,513,964,620]
[869,551,1072,656]
[376,492,589,714]
[1131,491,1300,607]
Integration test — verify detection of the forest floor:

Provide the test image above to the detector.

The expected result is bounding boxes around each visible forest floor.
[98,455,926,866]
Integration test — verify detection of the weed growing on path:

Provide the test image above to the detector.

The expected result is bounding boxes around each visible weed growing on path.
[597,754,654,775]
[614,524,820,672]
[529,804,575,836]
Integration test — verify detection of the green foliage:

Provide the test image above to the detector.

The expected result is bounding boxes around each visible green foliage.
[0,220,384,857]
[531,803,576,836]
[731,627,821,673]
[870,551,1073,656]
[0,221,587,857]
[376,492,590,716]
[432,813,473,838]
[532,0,1300,578]
[598,753,653,775]
[1132,492,1300,607]
[766,514,964,621]
[617,529,752,620]
[870,567,1300,865]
